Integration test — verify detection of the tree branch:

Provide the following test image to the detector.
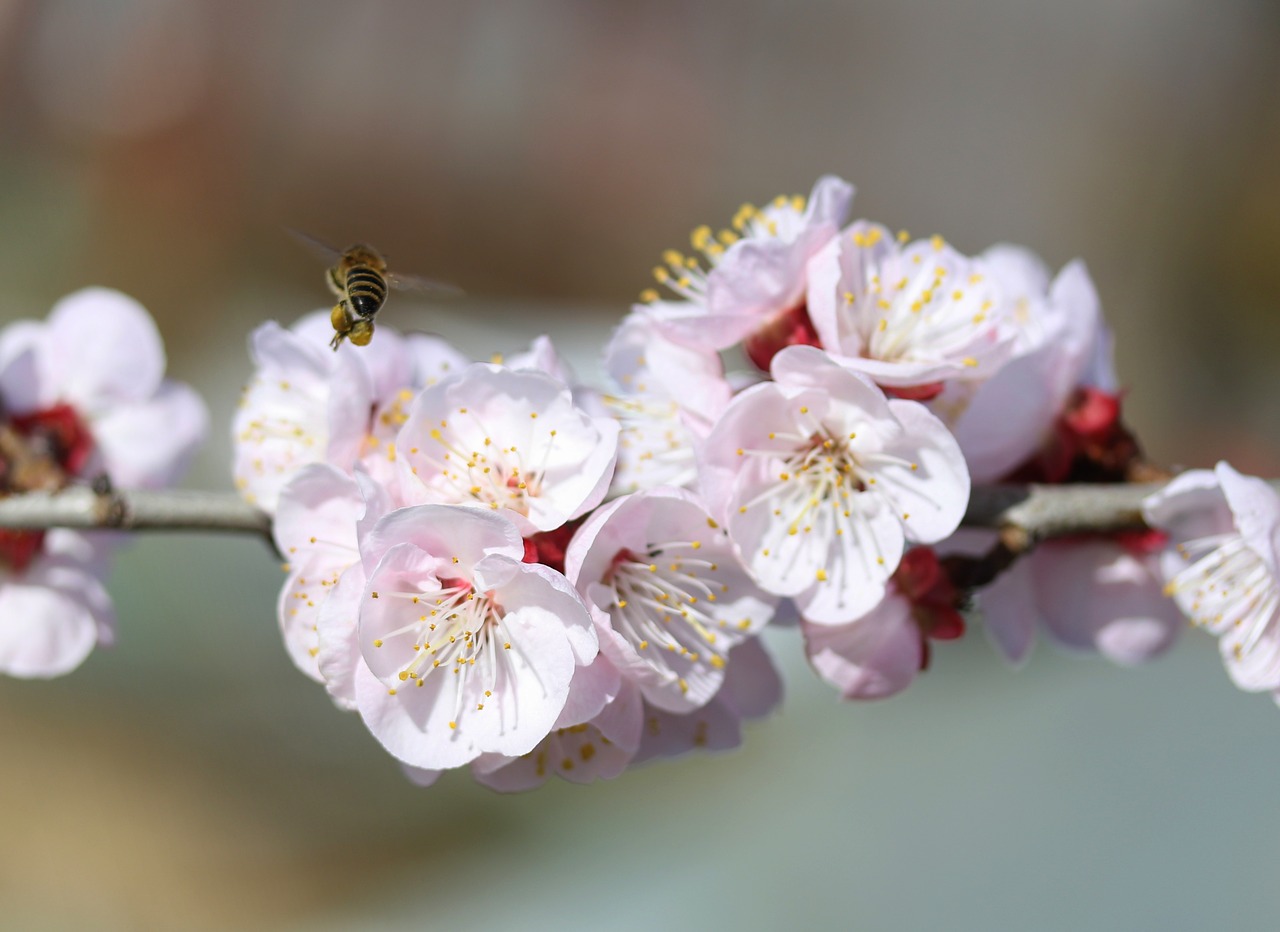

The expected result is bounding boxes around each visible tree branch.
[0,481,1275,547]
[0,487,271,537]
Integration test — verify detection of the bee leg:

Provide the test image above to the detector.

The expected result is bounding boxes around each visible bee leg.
[329,301,352,350]
[349,318,374,346]
[330,301,352,332]
[326,266,345,297]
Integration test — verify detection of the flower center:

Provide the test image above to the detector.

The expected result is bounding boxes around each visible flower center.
[603,541,734,694]
[236,378,329,489]
[638,195,807,304]
[415,418,558,516]
[1166,534,1280,661]
[743,302,822,372]
[0,402,95,573]
[522,518,584,575]
[845,245,992,369]
[603,393,698,493]
[363,387,415,462]
[739,426,877,540]
[372,577,522,727]
[9,404,95,476]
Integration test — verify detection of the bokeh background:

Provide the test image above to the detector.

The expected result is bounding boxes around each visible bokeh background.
[2,1,1279,929]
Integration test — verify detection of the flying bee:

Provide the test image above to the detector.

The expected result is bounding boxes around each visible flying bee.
[290,231,461,350]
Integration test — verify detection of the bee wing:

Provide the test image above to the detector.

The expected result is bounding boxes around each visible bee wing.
[386,270,464,297]
[286,227,345,262]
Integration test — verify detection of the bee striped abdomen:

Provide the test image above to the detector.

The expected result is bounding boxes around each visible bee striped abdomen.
[345,266,388,318]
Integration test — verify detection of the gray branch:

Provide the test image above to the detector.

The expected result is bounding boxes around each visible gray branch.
[0,487,271,537]
[0,481,1276,545]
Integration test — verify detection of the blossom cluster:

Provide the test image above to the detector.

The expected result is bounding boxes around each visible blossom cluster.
[0,289,206,676]
[225,174,1280,789]
[232,317,780,786]
[1,175,1273,792]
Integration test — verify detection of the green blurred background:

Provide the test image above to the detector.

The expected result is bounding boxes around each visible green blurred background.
[1,1,1279,929]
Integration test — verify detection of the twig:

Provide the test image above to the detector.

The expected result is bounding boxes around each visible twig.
[0,487,271,537]
[0,480,1275,548]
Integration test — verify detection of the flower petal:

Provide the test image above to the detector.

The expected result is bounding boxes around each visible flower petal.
[803,594,921,699]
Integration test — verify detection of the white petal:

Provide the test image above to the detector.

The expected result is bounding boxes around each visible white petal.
[803,595,921,700]
[1032,541,1182,665]
[0,559,110,678]
[91,380,208,489]
[315,564,365,709]
[45,288,164,407]
[877,399,970,543]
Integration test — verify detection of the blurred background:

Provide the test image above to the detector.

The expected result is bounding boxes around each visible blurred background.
[1,0,1279,928]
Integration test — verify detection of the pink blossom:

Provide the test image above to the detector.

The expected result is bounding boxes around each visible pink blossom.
[0,288,206,677]
[0,531,114,678]
[802,547,965,700]
[640,176,853,356]
[959,531,1182,667]
[929,252,1113,482]
[1145,463,1280,692]
[806,225,1016,395]
[233,311,478,511]
[563,486,778,712]
[633,635,783,764]
[272,464,395,686]
[0,288,207,489]
[803,595,921,700]
[396,364,619,534]
[504,334,577,386]
[701,345,970,624]
[233,311,378,511]
[1031,537,1180,664]
[601,315,732,495]
[471,656,642,792]
[352,505,600,770]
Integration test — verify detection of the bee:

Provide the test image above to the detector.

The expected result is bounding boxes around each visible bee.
[290,231,460,350]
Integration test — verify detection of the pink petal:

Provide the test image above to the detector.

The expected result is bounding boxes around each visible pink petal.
[46,288,165,406]
[1032,541,1182,665]
[803,595,922,700]
[91,380,208,489]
